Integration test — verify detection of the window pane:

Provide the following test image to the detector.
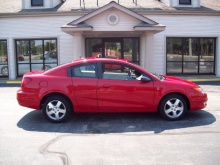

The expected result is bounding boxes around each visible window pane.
[167,38,182,61]
[200,38,215,61]
[183,38,199,61]
[167,62,182,74]
[31,64,44,71]
[16,40,29,64]
[103,63,128,80]
[44,40,58,70]
[183,62,198,73]
[199,62,214,74]
[179,0,191,5]
[73,63,96,78]
[85,39,102,58]
[31,0,43,6]
[105,42,121,58]
[18,64,30,75]
[0,40,8,76]
[102,63,141,80]
[124,38,139,64]
[30,40,43,63]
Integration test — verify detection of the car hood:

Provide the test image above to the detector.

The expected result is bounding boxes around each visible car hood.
[164,76,198,86]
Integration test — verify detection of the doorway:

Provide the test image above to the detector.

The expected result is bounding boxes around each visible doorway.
[85,38,139,64]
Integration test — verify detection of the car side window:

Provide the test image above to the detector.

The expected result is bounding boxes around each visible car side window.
[101,63,142,81]
[71,63,97,78]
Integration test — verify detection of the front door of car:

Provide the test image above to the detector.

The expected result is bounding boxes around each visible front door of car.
[97,62,155,112]
[70,62,98,112]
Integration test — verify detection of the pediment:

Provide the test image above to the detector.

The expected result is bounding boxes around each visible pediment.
[61,1,165,33]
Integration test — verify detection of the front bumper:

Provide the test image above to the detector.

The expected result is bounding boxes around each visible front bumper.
[190,92,208,111]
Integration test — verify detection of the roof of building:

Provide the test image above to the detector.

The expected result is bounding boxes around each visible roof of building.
[0,0,220,14]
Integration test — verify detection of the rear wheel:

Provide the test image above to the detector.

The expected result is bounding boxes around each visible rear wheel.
[42,95,71,123]
[159,94,187,121]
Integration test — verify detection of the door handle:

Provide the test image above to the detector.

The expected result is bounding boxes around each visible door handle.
[103,84,110,88]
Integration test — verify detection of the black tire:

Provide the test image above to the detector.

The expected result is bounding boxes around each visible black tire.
[42,95,71,123]
[159,94,187,121]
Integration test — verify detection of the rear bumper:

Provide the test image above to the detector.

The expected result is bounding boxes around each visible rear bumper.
[17,89,41,110]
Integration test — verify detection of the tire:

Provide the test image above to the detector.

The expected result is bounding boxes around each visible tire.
[159,94,187,121]
[42,95,71,123]
[1,66,8,76]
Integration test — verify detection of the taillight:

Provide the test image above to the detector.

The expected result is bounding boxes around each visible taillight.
[21,77,32,88]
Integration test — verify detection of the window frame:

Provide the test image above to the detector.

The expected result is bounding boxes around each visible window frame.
[166,37,216,75]
[31,0,44,7]
[15,38,58,77]
[0,40,8,77]
[179,0,191,5]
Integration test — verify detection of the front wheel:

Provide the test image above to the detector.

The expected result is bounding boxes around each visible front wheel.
[42,95,71,123]
[159,94,187,121]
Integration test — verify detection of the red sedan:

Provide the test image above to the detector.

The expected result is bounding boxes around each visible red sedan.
[17,58,207,123]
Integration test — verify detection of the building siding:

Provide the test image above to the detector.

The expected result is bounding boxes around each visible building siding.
[146,15,220,75]
[0,13,220,78]
[86,9,141,31]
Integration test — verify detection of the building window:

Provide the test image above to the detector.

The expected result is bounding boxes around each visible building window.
[0,40,8,77]
[15,39,58,76]
[166,37,215,75]
[31,0,43,7]
[179,0,191,5]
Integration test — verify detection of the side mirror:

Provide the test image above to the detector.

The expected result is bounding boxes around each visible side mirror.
[140,76,151,82]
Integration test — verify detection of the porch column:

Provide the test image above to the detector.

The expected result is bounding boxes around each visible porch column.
[144,32,154,72]
[216,37,220,77]
[73,32,83,59]
[140,35,146,68]
[8,38,16,80]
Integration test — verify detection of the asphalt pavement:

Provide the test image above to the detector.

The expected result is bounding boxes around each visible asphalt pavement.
[0,83,220,165]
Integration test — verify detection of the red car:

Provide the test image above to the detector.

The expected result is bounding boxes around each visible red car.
[17,58,207,123]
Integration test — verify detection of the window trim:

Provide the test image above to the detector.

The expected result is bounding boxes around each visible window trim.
[179,0,191,5]
[31,0,44,7]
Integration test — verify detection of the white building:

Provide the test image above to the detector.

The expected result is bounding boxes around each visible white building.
[0,0,220,80]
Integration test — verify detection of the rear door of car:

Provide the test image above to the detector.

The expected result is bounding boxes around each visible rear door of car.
[70,62,98,112]
[97,62,155,112]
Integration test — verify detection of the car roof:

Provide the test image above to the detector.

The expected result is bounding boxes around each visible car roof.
[44,57,131,75]
[72,57,128,63]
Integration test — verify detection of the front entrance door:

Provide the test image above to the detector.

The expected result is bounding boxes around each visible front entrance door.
[85,38,139,64]
[103,38,122,59]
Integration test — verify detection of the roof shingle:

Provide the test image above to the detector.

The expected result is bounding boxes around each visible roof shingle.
[0,0,219,14]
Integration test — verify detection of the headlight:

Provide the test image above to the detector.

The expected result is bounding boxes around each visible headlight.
[194,87,203,93]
